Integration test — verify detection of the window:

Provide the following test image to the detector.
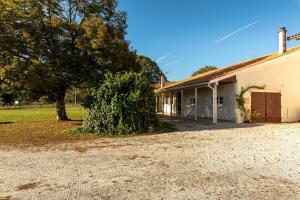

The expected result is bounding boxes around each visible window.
[217,97,224,106]
[190,98,195,105]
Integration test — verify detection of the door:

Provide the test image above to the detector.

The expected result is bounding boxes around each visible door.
[177,92,181,117]
[251,92,266,123]
[266,93,281,122]
[251,92,281,123]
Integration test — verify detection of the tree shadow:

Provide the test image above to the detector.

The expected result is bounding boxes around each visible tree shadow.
[0,122,14,125]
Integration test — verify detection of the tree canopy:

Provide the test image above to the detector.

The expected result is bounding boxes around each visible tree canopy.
[0,0,139,120]
[136,55,165,84]
[191,66,218,77]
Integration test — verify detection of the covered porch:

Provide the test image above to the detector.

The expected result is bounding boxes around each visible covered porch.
[156,76,237,124]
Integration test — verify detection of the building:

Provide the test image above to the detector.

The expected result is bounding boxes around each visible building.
[155,27,300,124]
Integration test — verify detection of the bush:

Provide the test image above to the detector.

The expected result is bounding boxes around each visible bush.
[79,72,159,135]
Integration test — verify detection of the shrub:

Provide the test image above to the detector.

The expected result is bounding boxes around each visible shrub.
[79,72,159,135]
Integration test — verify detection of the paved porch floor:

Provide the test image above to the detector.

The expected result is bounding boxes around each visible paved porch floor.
[158,114,260,131]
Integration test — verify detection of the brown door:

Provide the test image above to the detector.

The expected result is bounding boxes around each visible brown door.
[251,92,281,123]
[251,92,266,123]
[266,93,281,122]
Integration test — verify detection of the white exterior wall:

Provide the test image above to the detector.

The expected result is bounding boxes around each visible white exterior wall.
[182,88,196,117]
[217,83,237,121]
[182,83,237,121]
[236,50,300,123]
[162,92,177,116]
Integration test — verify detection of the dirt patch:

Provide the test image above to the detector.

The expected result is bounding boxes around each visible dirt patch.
[73,146,88,153]
[16,182,39,191]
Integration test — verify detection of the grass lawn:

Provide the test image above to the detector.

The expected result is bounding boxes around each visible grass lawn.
[0,120,97,147]
[0,105,85,123]
[0,105,96,146]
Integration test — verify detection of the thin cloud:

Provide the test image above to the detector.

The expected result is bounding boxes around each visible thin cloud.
[214,21,259,44]
[162,57,184,68]
[156,53,171,63]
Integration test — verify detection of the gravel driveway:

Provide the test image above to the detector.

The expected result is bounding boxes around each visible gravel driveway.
[1,122,300,200]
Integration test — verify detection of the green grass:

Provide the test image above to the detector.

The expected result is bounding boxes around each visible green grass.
[0,105,94,147]
[0,105,85,123]
[0,121,96,146]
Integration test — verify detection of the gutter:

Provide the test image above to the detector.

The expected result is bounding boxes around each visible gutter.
[155,81,209,93]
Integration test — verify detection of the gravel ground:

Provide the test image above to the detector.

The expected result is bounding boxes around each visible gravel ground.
[1,122,300,200]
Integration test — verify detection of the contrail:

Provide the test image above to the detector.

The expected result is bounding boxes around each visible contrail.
[214,21,259,44]
[162,57,184,68]
[156,53,171,63]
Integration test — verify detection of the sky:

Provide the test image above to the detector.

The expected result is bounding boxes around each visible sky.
[118,0,300,81]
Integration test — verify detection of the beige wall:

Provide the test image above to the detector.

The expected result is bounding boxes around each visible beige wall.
[236,50,300,123]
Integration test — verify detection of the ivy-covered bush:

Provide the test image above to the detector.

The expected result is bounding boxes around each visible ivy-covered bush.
[80,72,159,135]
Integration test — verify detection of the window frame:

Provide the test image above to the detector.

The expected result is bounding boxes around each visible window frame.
[217,96,224,107]
[190,97,196,105]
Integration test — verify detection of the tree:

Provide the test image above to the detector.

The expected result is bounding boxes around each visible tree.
[1,92,14,104]
[136,55,165,84]
[191,66,218,77]
[0,0,138,120]
[80,72,159,135]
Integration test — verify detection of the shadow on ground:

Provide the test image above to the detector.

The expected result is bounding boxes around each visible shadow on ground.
[159,115,262,132]
[0,122,14,125]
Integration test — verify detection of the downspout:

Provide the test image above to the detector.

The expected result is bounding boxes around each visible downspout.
[207,82,214,91]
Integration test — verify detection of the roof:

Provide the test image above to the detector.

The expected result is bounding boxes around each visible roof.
[153,81,176,90]
[155,45,300,92]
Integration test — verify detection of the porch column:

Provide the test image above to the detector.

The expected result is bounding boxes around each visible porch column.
[212,82,219,124]
[170,91,173,116]
[194,87,198,120]
[162,92,164,114]
[181,90,184,118]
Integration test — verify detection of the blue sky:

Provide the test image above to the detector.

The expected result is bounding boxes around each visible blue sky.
[118,0,300,81]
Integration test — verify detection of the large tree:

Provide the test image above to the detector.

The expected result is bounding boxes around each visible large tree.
[0,0,138,120]
[191,66,217,77]
[136,55,165,84]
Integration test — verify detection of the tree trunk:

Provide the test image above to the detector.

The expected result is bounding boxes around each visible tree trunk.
[55,88,68,121]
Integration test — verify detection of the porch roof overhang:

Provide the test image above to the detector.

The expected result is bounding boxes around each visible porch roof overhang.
[157,81,209,92]
[155,75,236,93]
